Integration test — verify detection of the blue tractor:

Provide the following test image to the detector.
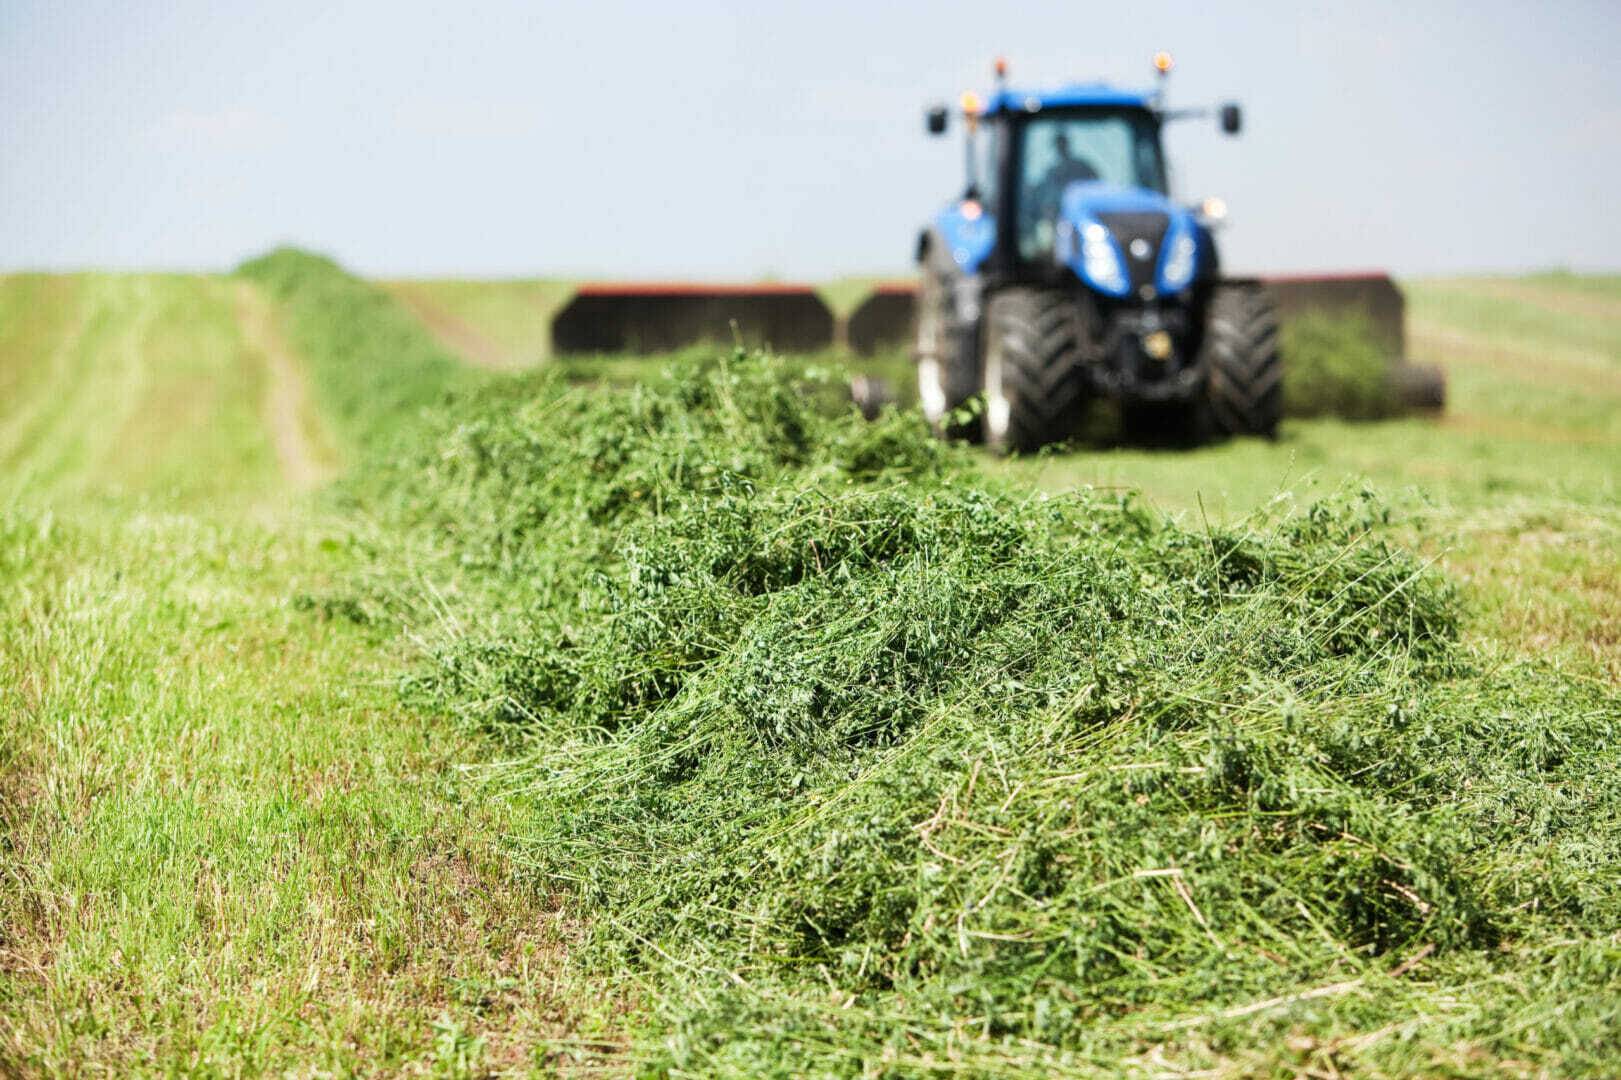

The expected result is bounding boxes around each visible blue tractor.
[917,55,1279,450]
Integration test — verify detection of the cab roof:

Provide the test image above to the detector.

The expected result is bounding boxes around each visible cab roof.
[983,83,1154,116]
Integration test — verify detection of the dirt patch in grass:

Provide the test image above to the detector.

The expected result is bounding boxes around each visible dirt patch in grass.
[396,844,610,1073]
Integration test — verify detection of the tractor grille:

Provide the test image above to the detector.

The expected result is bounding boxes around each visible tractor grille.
[1097,212,1169,293]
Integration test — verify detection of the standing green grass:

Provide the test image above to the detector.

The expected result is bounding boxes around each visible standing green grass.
[0,264,592,1075]
[0,511,583,1074]
[0,274,290,508]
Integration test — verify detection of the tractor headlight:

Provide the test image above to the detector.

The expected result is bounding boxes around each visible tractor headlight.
[1080,223,1127,295]
[1158,221,1198,294]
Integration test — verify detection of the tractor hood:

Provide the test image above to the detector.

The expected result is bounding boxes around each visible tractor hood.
[1054,182,1203,299]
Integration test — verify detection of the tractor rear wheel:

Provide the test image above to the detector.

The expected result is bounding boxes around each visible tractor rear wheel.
[1198,283,1282,438]
[982,287,1090,453]
[915,235,979,439]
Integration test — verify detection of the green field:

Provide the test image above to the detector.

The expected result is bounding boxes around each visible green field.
[2,261,1617,1076]
[378,278,577,371]
[0,270,581,1074]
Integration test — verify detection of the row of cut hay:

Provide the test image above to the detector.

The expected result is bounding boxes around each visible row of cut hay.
[248,253,1615,1074]
[1283,311,1407,419]
[237,248,476,455]
[342,347,1619,1075]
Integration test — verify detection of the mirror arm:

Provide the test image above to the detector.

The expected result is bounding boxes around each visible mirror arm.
[1158,103,1242,133]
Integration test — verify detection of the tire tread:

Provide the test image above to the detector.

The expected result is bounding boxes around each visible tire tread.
[986,288,1089,452]
[1200,284,1282,438]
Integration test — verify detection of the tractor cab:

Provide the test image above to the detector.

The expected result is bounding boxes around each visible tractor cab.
[916,57,1276,451]
[1006,104,1169,264]
[926,68,1238,292]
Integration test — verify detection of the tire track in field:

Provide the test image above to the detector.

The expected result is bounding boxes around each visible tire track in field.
[1410,319,1621,399]
[385,282,515,370]
[233,282,336,491]
[1463,279,1621,326]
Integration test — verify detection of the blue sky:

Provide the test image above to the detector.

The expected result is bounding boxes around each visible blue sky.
[3,1,1618,278]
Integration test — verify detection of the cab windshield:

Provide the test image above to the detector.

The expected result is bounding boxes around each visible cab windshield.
[1016,108,1167,259]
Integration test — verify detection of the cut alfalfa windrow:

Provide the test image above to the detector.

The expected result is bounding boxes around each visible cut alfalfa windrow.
[347,350,1620,1077]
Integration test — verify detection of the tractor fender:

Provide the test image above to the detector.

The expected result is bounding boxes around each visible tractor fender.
[1195,224,1223,282]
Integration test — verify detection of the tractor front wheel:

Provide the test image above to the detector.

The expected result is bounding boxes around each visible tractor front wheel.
[915,235,979,439]
[1198,283,1282,438]
[982,287,1090,454]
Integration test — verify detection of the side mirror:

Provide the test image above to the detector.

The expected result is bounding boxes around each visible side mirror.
[925,104,948,136]
[1220,102,1242,135]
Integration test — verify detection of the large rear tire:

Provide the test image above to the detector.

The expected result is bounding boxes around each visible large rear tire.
[1199,284,1282,438]
[982,287,1090,454]
[915,236,979,439]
